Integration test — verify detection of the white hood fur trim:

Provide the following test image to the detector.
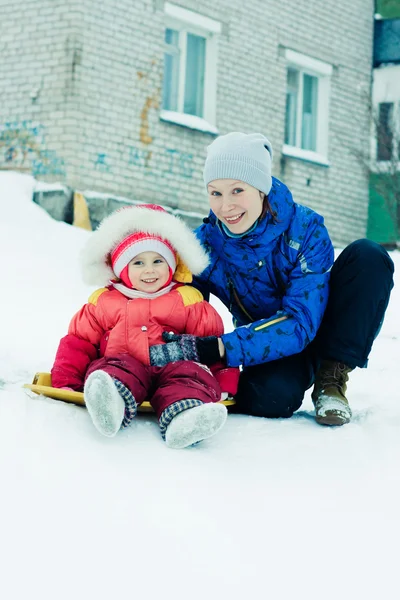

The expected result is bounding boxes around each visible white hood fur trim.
[81,207,209,286]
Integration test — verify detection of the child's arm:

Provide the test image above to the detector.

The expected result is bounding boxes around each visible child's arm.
[182,290,240,397]
[51,293,108,390]
[180,288,225,338]
[51,333,98,390]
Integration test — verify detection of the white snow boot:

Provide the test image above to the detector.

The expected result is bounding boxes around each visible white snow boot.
[165,402,228,449]
[84,370,126,437]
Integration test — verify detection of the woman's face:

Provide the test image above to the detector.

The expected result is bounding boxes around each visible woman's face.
[207,179,264,234]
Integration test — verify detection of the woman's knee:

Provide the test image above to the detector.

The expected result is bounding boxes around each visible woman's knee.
[246,391,303,418]
[342,239,394,274]
[235,355,313,418]
[236,374,304,418]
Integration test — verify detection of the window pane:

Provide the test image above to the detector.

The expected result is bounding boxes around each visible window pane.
[377,102,393,161]
[162,28,180,111]
[165,28,179,46]
[284,68,299,146]
[301,74,318,151]
[184,33,206,117]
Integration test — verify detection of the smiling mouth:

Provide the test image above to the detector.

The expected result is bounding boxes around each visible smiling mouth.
[141,278,158,284]
[224,212,245,224]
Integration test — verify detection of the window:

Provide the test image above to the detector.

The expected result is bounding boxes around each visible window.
[377,102,394,161]
[163,28,206,117]
[161,3,220,134]
[285,69,318,151]
[283,49,332,165]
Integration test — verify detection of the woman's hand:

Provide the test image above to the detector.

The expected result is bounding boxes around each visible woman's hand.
[149,332,224,367]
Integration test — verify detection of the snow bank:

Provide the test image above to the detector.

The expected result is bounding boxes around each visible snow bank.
[0,172,399,600]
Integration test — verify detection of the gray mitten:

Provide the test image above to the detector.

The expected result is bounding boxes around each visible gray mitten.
[149,332,220,367]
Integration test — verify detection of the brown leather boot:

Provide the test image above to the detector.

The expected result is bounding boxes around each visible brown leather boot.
[312,360,353,426]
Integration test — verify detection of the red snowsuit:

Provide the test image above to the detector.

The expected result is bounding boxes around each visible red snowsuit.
[52,284,239,418]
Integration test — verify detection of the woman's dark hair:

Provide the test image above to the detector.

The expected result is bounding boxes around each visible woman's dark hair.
[260,193,278,223]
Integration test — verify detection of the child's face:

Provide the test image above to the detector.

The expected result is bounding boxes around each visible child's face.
[128,251,170,292]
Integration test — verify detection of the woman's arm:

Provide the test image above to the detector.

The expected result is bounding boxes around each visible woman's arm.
[221,227,334,367]
[148,285,226,367]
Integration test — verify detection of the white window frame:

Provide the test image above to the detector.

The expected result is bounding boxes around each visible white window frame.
[160,2,220,134]
[283,49,332,166]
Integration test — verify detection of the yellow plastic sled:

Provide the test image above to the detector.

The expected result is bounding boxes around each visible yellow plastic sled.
[24,372,236,413]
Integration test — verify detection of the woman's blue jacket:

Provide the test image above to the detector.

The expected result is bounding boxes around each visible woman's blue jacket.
[194,177,334,368]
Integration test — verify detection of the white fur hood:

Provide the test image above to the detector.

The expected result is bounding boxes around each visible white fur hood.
[81,206,209,286]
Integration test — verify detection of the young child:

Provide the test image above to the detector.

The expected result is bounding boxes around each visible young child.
[51,204,238,448]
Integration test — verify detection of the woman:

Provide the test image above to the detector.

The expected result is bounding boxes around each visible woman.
[149,132,395,426]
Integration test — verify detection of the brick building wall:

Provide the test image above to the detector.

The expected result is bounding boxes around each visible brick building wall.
[0,0,374,245]
[0,0,82,179]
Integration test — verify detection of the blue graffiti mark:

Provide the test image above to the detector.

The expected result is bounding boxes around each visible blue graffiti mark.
[95,152,111,172]
[165,148,193,178]
[128,145,193,178]
[5,146,16,162]
[165,148,178,173]
[0,120,64,176]
[128,145,151,168]
[32,150,66,176]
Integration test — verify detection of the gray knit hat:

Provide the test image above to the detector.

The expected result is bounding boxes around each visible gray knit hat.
[203,132,273,196]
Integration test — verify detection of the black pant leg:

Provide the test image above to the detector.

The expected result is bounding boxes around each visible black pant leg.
[234,349,315,418]
[316,239,394,369]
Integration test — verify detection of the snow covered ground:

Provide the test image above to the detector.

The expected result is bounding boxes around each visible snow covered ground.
[0,172,399,600]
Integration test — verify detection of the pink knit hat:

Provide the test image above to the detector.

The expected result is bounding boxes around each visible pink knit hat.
[110,205,177,287]
[81,203,209,288]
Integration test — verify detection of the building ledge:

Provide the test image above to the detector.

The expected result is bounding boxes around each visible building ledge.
[371,162,400,173]
[282,144,330,167]
[160,110,219,135]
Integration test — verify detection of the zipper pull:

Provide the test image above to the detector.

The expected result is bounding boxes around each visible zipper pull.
[249,259,265,272]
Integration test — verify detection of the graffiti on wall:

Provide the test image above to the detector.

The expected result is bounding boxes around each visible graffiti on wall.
[164,148,194,179]
[94,152,112,172]
[128,145,152,169]
[32,150,66,176]
[128,145,194,179]
[0,120,65,176]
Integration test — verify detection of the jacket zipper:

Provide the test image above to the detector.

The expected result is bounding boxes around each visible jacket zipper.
[227,278,289,331]
[228,277,255,322]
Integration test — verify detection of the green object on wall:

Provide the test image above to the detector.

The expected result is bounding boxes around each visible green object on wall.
[368,172,399,245]
[376,0,400,18]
